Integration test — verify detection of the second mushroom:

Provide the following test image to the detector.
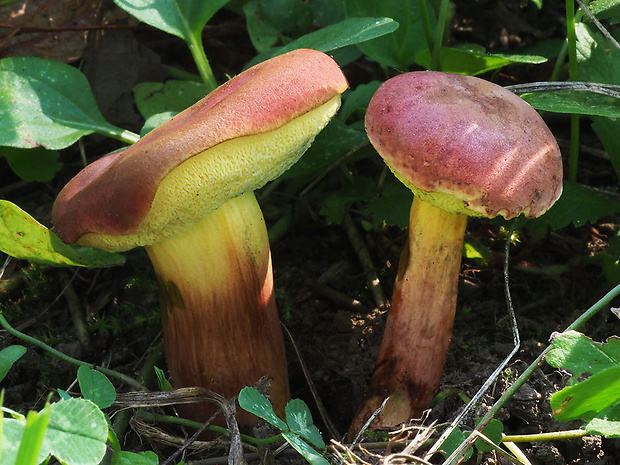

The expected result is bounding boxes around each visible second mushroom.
[349,71,563,435]
[53,49,348,425]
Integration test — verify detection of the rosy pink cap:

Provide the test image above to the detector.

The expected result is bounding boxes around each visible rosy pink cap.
[365,71,563,219]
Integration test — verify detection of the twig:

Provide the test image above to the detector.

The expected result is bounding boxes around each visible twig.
[59,270,89,346]
[506,81,620,98]
[343,212,389,311]
[281,323,341,439]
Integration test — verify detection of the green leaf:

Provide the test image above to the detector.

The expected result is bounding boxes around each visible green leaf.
[587,0,620,23]
[576,23,620,85]
[338,81,382,122]
[416,46,547,75]
[474,419,504,453]
[77,366,117,409]
[0,345,27,383]
[0,57,126,149]
[364,173,413,229]
[344,0,426,69]
[0,200,125,268]
[276,17,399,56]
[438,427,473,461]
[237,387,287,431]
[320,176,376,225]
[110,450,159,465]
[13,404,51,465]
[548,331,620,423]
[585,402,620,437]
[527,181,620,233]
[591,116,620,180]
[113,0,231,42]
[1,398,108,465]
[550,365,620,422]
[546,331,620,378]
[521,91,620,118]
[133,80,206,121]
[281,432,330,465]
[154,366,173,391]
[0,147,62,182]
[285,399,325,449]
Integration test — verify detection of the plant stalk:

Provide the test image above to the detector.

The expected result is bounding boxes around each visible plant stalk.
[145,191,290,426]
[349,196,467,436]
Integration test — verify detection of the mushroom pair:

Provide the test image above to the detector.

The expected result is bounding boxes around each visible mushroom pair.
[349,71,563,434]
[53,49,348,424]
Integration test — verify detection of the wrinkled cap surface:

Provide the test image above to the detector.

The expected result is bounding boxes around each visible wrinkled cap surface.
[365,71,563,219]
[53,49,348,251]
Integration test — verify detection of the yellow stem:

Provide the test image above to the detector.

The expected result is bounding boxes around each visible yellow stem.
[145,191,289,425]
[350,196,467,434]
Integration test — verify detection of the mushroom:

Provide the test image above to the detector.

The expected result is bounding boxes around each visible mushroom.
[52,49,348,425]
[349,71,563,434]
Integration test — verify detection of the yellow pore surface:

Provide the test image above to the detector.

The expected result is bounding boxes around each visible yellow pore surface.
[78,95,341,251]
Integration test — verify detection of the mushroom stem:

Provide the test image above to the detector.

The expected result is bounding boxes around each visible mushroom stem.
[145,190,289,425]
[350,195,467,434]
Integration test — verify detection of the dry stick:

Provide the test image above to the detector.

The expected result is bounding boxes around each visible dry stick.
[281,323,341,440]
[442,281,620,464]
[59,270,89,346]
[425,224,521,461]
[343,212,389,311]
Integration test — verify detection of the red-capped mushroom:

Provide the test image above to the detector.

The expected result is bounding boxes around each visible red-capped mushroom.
[53,49,348,425]
[349,71,562,434]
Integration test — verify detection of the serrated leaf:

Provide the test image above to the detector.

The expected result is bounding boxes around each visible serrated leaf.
[237,387,287,431]
[285,399,325,449]
[281,432,330,465]
[0,146,62,182]
[0,345,27,383]
[527,181,620,233]
[365,173,413,228]
[547,330,620,377]
[0,57,124,150]
[77,366,116,409]
[344,0,426,69]
[0,200,125,268]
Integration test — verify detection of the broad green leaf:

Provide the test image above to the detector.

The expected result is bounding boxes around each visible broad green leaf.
[550,365,620,422]
[77,366,116,409]
[0,57,129,149]
[527,181,620,233]
[0,345,26,383]
[576,23,620,85]
[0,200,125,268]
[276,17,399,57]
[546,331,620,377]
[1,398,108,465]
[585,402,620,437]
[285,399,325,449]
[281,432,330,465]
[344,0,426,69]
[338,81,382,122]
[591,117,620,180]
[521,91,620,118]
[587,0,620,23]
[133,80,206,120]
[13,405,50,465]
[474,419,503,453]
[438,427,473,461]
[364,173,413,229]
[0,147,62,182]
[110,450,159,465]
[416,46,547,75]
[113,0,230,41]
[320,176,376,225]
[244,0,280,52]
[237,387,287,431]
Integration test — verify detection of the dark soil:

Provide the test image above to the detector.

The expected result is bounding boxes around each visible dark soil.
[1,1,620,464]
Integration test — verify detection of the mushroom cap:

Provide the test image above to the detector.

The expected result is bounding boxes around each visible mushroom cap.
[53,49,348,251]
[365,71,563,219]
